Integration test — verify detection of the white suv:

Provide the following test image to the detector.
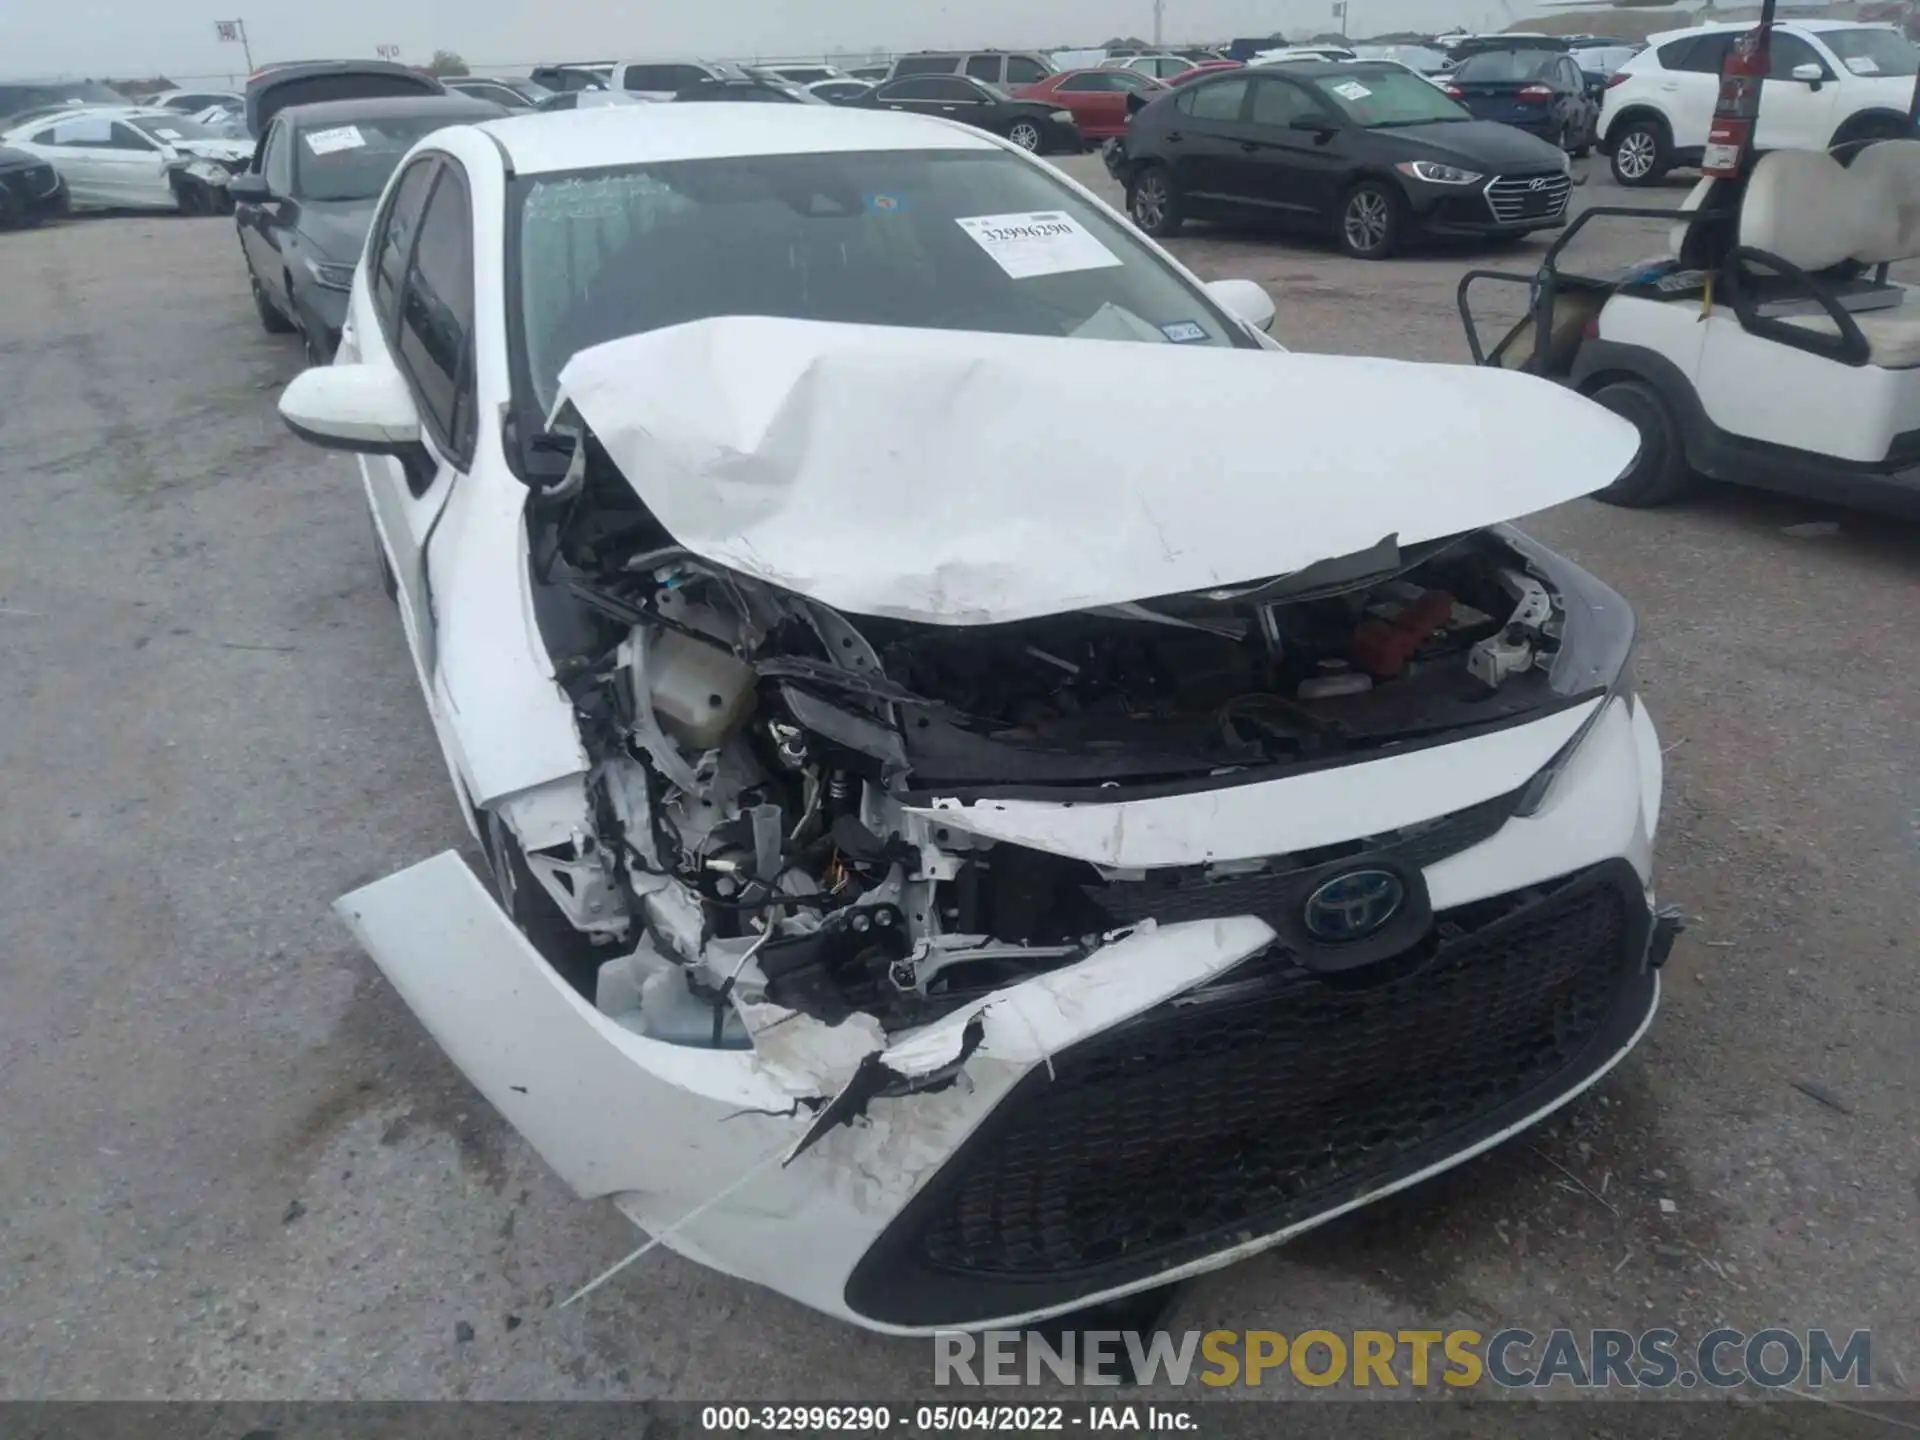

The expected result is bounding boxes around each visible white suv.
[1600,20,1919,186]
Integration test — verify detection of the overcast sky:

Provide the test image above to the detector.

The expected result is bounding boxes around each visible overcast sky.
[3,0,1568,83]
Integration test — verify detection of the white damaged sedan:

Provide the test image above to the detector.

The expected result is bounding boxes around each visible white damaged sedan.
[277,104,1673,1333]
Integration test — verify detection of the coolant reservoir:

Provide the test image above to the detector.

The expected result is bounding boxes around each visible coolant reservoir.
[644,628,757,751]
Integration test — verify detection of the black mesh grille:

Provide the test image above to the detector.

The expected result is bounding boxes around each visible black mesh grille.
[846,862,1651,1324]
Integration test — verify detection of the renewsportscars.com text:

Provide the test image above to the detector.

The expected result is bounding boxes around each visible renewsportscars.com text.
[933,1327,1873,1390]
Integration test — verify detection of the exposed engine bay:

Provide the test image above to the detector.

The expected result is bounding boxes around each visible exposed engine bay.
[499,431,1599,1046]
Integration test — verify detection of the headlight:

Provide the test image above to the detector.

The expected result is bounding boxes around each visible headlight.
[1050,109,1075,123]
[1500,529,1638,818]
[1513,652,1635,816]
[1395,160,1483,184]
[302,256,356,292]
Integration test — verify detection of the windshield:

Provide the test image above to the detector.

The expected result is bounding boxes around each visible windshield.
[127,114,220,142]
[1453,50,1559,81]
[1317,70,1470,124]
[293,115,461,201]
[1821,27,1920,78]
[513,148,1252,412]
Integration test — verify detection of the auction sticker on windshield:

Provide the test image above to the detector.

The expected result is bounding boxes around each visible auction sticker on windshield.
[304,125,366,155]
[1333,81,1373,100]
[956,211,1123,279]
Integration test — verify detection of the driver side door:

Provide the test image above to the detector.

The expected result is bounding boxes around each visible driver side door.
[352,156,474,684]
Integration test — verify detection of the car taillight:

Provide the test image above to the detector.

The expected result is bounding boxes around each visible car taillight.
[1518,84,1554,100]
[1443,84,1463,96]
[1605,71,1631,88]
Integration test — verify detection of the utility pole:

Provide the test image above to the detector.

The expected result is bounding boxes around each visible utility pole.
[1153,0,1166,46]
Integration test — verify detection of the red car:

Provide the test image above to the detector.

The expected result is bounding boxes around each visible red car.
[1013,68,1166,140]
[1169,59,1244,85]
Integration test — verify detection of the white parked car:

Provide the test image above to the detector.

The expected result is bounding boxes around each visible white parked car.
[276,103,1671,1334]
[1105,53,1196,81]
[1600,20,1920,186]
[1251,44,1359,66]
[750,62,852,86]
[609,58,747,101]
[150,87,244,114]
[0,106,253,211]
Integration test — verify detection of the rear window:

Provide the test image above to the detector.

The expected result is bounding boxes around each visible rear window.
[1822,26,1920,77]
[1453,50,1560,81]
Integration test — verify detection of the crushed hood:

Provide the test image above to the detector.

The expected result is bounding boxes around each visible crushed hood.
[556,316,1638,626]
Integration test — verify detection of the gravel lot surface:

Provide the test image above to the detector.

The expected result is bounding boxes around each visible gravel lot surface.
[0,151,1914,1409]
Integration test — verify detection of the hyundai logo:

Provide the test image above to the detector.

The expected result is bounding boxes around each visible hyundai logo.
[1303,869,1406,943]
[1528,176,1549,190]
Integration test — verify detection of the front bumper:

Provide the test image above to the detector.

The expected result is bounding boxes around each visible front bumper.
[339,695,1666,1333]
[291,278,349,354]
[1408,170,1573,236]
[0,164,68,224]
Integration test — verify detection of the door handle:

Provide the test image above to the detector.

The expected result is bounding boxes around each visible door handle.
[1167,129,1184,142]
[1239,141,1258,151]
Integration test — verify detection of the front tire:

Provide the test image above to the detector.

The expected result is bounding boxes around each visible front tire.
[1337,179,1403,260]
[1610,118,1670,188]
[1006,119,1043,152]
[1589,379,1691,508]
[1127,163,1183,236]
[250,273,295,334]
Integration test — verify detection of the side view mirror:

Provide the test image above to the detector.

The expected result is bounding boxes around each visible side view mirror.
[1205,277,1276,333]
[1288,115,1337,138]
[1792,62,1824,86]
[227,172,271,203]
[279,363,423,457]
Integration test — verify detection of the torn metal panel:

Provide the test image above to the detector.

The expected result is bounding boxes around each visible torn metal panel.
[555,316,1640,626]
[912,699,1600,868]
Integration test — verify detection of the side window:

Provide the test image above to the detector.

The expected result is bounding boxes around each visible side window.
[879,77,942,101]
[1249,77,1318,127]
[1186,77,1251,122]
[1006,56,1048,84]
[393,167,475,468]
[370,158,438,328]
[1671,33,1736,73]
[1058,74,1110,92]
[894,55,957,77]
[1656,37,1699,70]
[1767,33,1827,79]
[1110,71,1155,91]
[107,123,158,152]
[622,65,672,91]
[932,77,984,102]
[263,122,294,193]
[964,55,1000,81]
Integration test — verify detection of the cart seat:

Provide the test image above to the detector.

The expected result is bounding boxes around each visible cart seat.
[1738,144,1920,368]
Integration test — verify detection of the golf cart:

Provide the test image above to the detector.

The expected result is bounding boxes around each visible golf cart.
[1457,14,1920,516]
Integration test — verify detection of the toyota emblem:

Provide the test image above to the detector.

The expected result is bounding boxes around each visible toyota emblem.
[1302,869,1407,943]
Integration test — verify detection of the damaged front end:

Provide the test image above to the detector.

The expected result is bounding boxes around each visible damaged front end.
[338,318,1669,1330]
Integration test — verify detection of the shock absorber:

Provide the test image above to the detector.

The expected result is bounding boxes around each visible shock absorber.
[826,769,857,818]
